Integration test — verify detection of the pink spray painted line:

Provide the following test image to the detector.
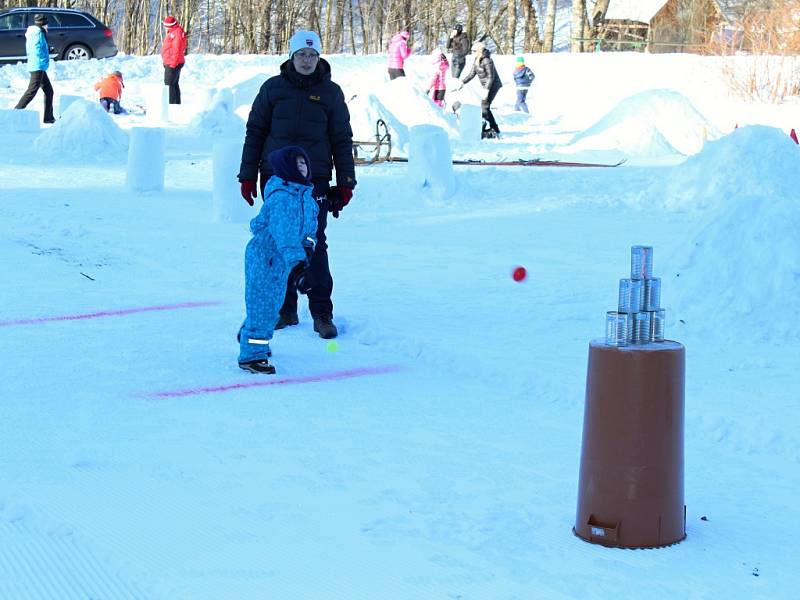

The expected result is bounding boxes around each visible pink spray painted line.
[0,300,224,328]
[147,365,405,399]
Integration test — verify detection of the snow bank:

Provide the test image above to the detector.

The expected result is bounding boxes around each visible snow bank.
[188,88,246,137]
[33,99,128,160]
[665,126,800,340]
[659,125,800,211]
[568,89,714,158]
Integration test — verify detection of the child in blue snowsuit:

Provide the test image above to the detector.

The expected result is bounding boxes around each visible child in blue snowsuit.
[513,56,535,113]
[238,146,319,374]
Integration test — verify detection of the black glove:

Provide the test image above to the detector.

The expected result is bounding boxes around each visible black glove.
[326,186,352,219]
[294,264,313,295]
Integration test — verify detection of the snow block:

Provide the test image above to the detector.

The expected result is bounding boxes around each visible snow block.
[57,94,83,118]
[126,127,165,192]
[408,124,455,201]
[0,108,40,132]
[212,139,258,223]
[189,88,246,138]
[458,103,482,143]
[143,83,170,124]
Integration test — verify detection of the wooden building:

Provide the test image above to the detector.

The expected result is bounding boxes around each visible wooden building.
[597,0,730,53]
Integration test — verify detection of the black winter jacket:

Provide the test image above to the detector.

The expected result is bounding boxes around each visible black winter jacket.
[238,58,356,190]
[462,49,502,92]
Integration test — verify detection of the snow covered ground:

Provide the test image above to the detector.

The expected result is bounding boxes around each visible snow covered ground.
[1,50,799,599]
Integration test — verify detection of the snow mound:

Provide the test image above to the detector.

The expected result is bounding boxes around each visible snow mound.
[188,88,246,137]
[659,125,800,211]
[214,67,272,109]
[568,89,713,158]
[668,193,800,342]
[347,77,456,155]
[33,99,128,160]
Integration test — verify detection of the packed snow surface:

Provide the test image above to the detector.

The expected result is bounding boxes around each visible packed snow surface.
[1,49,799,599]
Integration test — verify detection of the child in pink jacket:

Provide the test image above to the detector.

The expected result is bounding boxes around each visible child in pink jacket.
[427,51,449,108]
[387,31,411,80]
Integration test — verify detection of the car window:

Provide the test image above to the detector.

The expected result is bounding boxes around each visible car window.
[53,13,93,28]
[0,13,26,30]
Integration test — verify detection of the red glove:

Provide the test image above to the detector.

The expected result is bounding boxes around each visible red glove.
[240,179,258,206]
[327,186,353,218]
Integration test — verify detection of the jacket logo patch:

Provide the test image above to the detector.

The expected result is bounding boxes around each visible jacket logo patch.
[309,95,320,101]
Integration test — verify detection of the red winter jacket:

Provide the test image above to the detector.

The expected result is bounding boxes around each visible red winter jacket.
[161,24,187,68]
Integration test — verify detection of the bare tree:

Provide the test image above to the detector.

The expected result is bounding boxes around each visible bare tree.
[571,0,585,52]
[543,0,556,52]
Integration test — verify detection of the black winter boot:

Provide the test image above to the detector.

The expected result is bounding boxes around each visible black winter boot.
[313,314,338,339]
[239,359,276,374]
[275,312,299,330]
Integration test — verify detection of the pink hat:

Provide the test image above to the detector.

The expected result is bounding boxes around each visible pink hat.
[163,15,178,27]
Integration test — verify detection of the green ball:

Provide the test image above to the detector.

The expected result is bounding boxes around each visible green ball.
[326,341,339,353]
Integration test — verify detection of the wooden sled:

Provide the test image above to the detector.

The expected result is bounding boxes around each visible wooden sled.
[352,119,392,164]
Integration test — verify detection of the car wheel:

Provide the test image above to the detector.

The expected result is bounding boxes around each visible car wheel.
[64,44,93,60]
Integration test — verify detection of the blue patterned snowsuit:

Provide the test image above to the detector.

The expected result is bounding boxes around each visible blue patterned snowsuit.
[239,176,319,362]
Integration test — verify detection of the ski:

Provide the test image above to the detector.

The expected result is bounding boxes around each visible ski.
[372,157,626,168]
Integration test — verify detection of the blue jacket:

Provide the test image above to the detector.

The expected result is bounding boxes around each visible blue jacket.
[250,175,319,269]
[513,66,535,89]
[25,25,49,72]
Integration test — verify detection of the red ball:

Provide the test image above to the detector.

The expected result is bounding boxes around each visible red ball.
[512,266,527,282]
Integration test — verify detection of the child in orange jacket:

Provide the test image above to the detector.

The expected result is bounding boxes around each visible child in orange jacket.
[94,71,124,114]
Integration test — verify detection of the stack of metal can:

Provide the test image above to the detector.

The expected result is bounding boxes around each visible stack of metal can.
[605,246,666,346]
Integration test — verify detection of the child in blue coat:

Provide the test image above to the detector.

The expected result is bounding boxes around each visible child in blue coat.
[513,56,535,113]
[238,146,319,374]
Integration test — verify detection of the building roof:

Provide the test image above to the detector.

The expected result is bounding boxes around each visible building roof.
[604,0,670,23]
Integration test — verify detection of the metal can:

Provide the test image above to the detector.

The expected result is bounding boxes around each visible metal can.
[650,309,666,341]
[634,311,652,344]
[605,311,632,346]
[618,278,643,313]
[643,277,662,311]
[630,245,654,280]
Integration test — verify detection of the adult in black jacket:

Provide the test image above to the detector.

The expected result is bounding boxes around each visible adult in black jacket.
[446,24,470,78]
[238,30,356,340]
[459,41,502,138]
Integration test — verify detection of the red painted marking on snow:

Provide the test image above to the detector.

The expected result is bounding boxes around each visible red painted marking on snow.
[0,301,223,328]
[147,365,404,399]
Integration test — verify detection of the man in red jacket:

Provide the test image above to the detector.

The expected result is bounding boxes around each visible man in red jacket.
[161,15,187,104]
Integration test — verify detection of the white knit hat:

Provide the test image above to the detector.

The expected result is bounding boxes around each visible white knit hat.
[288,30,322,56]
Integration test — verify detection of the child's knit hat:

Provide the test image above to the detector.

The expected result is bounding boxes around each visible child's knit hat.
[516,56,525,65]
[268,145,312,185]
[289,30,322,56]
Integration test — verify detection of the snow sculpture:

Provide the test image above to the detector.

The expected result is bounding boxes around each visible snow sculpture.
[143,83,170,124]
[408,124,455,201]
[126,127,165,192]
[0,108,39,132]
[212,139,258,222]
[458,103,482,142]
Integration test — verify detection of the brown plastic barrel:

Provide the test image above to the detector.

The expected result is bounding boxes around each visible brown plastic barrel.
[574,340,686,548]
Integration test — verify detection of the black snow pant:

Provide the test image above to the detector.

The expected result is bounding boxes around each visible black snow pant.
[278,182,334,319]
[388,68,406,80]
[451,55,466,78]
[164,64,183,104]
[481,86,501,134]
[15,70,54,123]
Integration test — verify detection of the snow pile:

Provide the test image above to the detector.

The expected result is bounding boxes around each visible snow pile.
[568,89,714,158]
[33,99,128,160]
[347,77,456,155]
[214,67,272,109]
[668,192,800,342]
[188,88,246,137]
[659,125,800,211]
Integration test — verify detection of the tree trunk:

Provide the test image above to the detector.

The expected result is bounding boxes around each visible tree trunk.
[543,0,556,52]
[520,0,542,52]
[506,0,516,54]
[571,0,586,52]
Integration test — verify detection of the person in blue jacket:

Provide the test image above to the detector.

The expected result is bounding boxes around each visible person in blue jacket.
[513,56,535,113]
[238,145,319,374]
[14,14,55,124]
